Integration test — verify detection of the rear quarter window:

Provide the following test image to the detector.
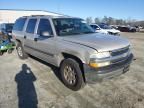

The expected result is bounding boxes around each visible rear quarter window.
[13,18,27,31]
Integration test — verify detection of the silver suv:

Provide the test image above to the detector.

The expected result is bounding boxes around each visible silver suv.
[12,15,133,91]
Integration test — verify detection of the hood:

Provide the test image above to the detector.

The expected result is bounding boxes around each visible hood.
[96,29,108,34]
[105,29,120,33]
[62,33,130,52]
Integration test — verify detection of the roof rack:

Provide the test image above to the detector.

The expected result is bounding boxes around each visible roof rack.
[21,15,47,18]
[31,15,45,17]
[22,16,28,17]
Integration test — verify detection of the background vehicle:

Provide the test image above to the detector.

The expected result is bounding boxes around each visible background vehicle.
[135,26,140,32]
[0,23,14,38]
[12,15,133,91]
[99,23,120,35]
[90,24,108,34]
[117,26,136,32]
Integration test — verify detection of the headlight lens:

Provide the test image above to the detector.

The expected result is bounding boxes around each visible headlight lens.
[89,52,111,68]
[90,52,110,59]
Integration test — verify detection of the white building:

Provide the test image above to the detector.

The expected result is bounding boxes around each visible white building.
[0,9,63,24]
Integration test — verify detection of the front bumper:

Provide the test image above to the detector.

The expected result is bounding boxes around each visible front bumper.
[84,54,133,83]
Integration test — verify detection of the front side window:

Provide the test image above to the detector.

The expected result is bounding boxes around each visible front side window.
[26,19,37,33]
[53,18,94,36]
[37,19,53,35]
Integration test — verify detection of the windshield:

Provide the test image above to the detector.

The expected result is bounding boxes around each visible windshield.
[90,25,100,30]
[52,18,95,36]
[99,24,112,29]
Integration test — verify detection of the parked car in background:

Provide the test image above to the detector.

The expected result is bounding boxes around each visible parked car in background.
[117,26,136,32]
[0,23,14,39]
[99,23,120,35]
[135,26,140,32]
[90,24,108,34]
[139,26,143,29]
[12,15,133,91]
[90,24,120,35]
[110,25,119,30]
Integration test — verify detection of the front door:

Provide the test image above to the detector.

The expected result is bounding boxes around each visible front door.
[33,18,56,65]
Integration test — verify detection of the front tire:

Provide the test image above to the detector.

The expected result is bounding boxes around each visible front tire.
[17,43,28,59]
[60,58,85,91]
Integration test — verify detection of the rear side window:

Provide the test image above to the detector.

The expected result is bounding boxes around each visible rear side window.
[26,19,37,33]
[37,19,53,35]
[13,18,26,31]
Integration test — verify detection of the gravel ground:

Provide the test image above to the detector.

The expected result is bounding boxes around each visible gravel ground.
[0,32,144,108]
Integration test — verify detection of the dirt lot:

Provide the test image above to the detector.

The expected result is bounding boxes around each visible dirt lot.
[0,32,144,108]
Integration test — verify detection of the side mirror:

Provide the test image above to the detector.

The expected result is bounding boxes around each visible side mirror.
[40,31,51,37]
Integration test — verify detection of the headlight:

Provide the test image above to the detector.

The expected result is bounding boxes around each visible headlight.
[90,52,110,59]
[89,52,111,68]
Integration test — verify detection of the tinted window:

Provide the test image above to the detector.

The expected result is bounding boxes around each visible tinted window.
[5,24,14,31]
[0,24,3,30]
[53,18,94,36]
[37,19,53,35]
[26,19,37,33]
[13,18,26,31]
[90,25,99,29]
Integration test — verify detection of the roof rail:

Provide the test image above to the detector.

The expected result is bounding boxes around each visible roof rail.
[22,16,28,17]
[31,15,46,17]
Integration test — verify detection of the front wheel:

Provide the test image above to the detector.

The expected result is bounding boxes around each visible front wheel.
[60,58,85,91]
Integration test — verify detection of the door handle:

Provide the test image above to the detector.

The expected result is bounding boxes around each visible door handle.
[24,36,26,39]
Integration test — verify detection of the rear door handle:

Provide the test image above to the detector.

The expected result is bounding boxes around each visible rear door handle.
[24,36,26,39]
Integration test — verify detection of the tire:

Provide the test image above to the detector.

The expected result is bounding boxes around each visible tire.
[0,51,3,56]
[17,42,28,59]
[60,58,85,91]
[7,49,13,54]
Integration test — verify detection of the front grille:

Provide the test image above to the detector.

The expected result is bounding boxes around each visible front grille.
[110,46,130,64]
[97,54,133,74]
[111,56,128,64]
[111,47,129,57]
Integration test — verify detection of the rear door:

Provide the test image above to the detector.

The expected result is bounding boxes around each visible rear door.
[23,18,38,55]
[12,17,27,40]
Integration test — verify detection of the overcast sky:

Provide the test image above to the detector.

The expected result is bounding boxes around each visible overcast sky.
[0,0,143,20]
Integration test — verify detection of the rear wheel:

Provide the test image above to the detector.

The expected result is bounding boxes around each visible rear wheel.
[60,58,84,91]
[7,49,13,54]
[0,51,3,56]
[17,43,28,59]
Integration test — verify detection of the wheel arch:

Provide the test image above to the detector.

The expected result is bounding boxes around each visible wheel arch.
[60,52,86,82]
